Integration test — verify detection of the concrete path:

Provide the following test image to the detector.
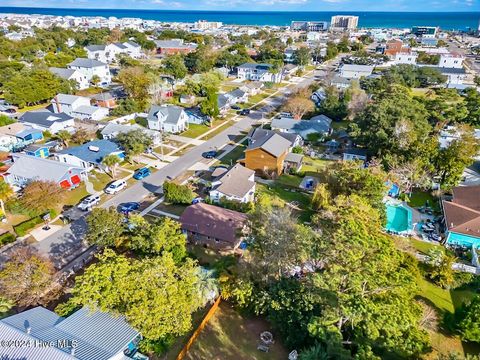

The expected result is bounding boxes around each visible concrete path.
[150,209,180,220]
[84,178,95,195]
[30,225,63,241]
[168,134,206,146]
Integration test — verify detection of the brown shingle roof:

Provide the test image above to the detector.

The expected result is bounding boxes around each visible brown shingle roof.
[443,186,480,238]
[179,203,247,249]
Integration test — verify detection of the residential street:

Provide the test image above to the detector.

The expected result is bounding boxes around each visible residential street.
[24,72,318,268]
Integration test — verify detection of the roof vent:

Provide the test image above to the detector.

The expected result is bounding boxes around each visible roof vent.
[89,146,100,152]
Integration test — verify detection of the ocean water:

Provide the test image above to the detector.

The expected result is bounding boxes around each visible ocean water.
[0,7,479,30]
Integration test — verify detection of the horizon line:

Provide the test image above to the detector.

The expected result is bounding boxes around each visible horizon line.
[1,6,479,14]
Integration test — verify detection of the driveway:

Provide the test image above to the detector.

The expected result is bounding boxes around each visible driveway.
[21,72,318,268]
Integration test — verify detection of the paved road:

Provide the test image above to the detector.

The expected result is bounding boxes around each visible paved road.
[27,73,318,268]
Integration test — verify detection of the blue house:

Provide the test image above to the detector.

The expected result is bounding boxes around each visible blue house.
[56,139,125,172]
[442,186,480,248]
[24,144,50,158]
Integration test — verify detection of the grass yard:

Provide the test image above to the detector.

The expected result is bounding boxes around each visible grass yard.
[257,183,313,223]
[185,302,288,360]
[17,103,47,112]
[173,144,196,156]
[408,190,440,212]
[180,123,212,138]
[154,202,187,217]
[202,120,235,141]
[89,170,129,192]
[277,174,302,188]
[64,184,90,207]
[410,238,445,256]
[219,140,247,166]
[188,245,223,267]
[301,157,331,176]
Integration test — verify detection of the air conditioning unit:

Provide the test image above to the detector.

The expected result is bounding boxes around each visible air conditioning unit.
[88,146,100,152]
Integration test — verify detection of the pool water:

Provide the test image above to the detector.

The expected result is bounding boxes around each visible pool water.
[386,204,412,232]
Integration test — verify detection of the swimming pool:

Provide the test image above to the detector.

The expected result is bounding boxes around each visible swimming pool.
[385,203,413,233]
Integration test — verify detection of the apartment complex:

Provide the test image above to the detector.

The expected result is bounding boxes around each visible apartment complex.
[330,15,359,30]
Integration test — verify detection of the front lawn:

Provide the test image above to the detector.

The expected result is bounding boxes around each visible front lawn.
[301,157,331,176]
[219,140,247,166]
[180,123,212,139]
[64,184,90,207]
[185,302,288,360]
[277,174,302,188]
[410,238,445,256]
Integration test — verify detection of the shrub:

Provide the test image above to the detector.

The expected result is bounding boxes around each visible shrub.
[13,210,56,237]
[163,181,194,205]
[0,232,16,246]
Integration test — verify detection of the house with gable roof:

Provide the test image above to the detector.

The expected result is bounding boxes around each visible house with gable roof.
[146,105,189,133]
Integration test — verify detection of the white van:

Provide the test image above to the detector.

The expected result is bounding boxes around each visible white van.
[105,180,127,194]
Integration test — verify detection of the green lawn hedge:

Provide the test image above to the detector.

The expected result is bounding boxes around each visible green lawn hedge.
[0,232,16,246]
[13,209,57,237]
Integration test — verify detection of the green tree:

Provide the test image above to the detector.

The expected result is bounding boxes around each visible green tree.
[128,216,187,262]
[0,181,13,218]
[200,89,219,122]
[0,248,55,307]
[452,296,480,343]
[117,67,152,108]
[64,249,202,340]
[162,181,195,205]
[0,296,14,314]
[434,125,479,189]
[0,115,15,126]
[55,130,72,147]
[425,248,456,289]
[116,129,153,163]
[85,207,126,248]
[463,88,480,127]
[474,76,480,87]
[90,74,101,87]
[72,127,92,144]
[293,47,311,66]
[311,183,330,211]
[196,268,220,306]
[102,154,121,178]
[20,180,66,214]
[162,54,187,80]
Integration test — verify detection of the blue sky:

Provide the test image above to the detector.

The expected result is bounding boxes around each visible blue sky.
[2,0,479,12]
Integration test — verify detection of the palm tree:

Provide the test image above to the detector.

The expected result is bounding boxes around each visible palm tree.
[55,130,72,148]
[0,296,14,314]
[0,181,13,221]
[102,154,121,178]
[196,267,219,306]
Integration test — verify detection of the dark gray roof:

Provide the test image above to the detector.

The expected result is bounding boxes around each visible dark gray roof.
[344,147,367,156]
[58,139,121,164]
[85,44,106,51]
[125,41,141,48]
[227,88,247,98]
[147,105,185,125]
[285,152,304,164]
[247,128,291,157]
[0,306,139,360]
[92,92,115,101]
[50,67,77,79]
[217,94,229,109]
[113,42,128,50]
[68,58,107,68]
[248,127,299,147]
[19,111,74,127]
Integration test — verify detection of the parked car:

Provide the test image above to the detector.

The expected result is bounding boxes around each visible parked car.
[133,167,151,180]
[239,109,251,116]
[202,150,217,159]
[192,197,203,205]
[77,195,101,211]
[105,180,127,194]
[231,105,241,110]
[120,202,140,213]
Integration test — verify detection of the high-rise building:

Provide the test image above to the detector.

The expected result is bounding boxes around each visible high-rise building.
[411,26,438,38]
[290,21,329,32]
[194,20,223,30]
[330,15,359,30]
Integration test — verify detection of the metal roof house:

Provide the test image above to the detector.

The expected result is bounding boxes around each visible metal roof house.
[270,115,332,139]
[56,139,125,172]
[0,306,147,360]
[4,153,86,189]
[147,105,188,133]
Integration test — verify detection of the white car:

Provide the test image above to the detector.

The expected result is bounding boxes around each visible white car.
[105,180,127,194]
[77,195,100,211]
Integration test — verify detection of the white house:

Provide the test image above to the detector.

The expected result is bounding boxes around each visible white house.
[51,94,109,121]
[49,67,89,90]
[101,122,161,146]
[439,53,464,69]
[85,41,142,63]
[147,105,189,133]
[19,111,75,134]
[343,148,367,162]
[225,88,249,104]
[439,67,467,85]
[209,164,256,203]
[237,63,283,83]
[394,52,418,65]
[67,58,112,86]
[339,64,375,79]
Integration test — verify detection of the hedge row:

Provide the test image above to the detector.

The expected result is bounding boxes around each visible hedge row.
[0,232,16,246]
[13,209,57,237]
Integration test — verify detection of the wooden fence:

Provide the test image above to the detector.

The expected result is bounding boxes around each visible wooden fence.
[176,297,222,360]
